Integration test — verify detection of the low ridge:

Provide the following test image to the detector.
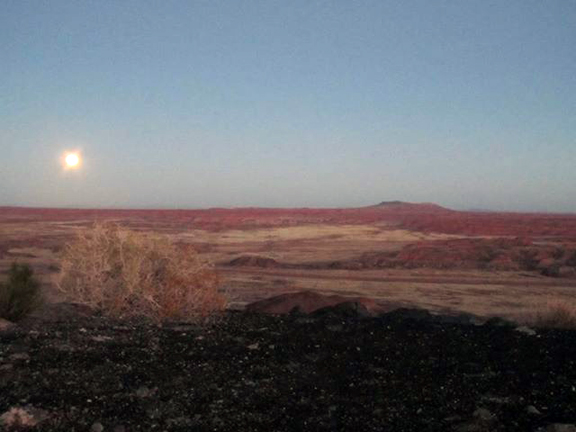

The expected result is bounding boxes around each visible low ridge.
[370,201,453,213]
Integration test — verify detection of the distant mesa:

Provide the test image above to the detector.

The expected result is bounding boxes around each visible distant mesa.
[375,200,406,206]
[370,201,452,212]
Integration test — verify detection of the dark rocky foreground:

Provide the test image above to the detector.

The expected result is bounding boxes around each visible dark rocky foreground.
[1,306,576,431]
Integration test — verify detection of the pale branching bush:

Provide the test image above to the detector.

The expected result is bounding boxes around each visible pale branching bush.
[57,222,226,321]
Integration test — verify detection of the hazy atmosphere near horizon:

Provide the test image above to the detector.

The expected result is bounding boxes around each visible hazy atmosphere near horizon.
[1,1,575,212]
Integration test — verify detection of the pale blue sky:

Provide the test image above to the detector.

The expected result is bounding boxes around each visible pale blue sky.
[1,0,575,211]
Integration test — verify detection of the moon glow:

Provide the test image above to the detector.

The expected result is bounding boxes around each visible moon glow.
[65,153,80,168]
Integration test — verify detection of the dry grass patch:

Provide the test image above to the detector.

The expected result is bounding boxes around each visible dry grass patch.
[527,299,576,329]
[177,225,464,244]
[57,222,226,321]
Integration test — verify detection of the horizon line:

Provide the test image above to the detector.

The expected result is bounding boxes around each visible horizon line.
[1,203,575,216]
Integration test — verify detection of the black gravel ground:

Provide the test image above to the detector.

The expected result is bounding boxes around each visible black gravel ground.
[1,309,576,431]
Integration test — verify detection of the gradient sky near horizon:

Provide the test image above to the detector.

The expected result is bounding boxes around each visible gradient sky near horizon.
[1,1,575,212]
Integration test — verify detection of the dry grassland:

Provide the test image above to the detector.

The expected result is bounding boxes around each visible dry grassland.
[221,268,576,320]
[173,224,464,263]
[1,209,575,321]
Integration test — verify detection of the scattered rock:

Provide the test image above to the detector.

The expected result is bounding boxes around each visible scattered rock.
[453,408,496,432]
[526,405,542,415]
[515,326,537,336]
[246,290,381,315]
[288,305,305,316]
[480,394,511,405]
[0,309,575,431]
[168,324,196,333]
[9,352,30,362]
[546,424,576,432]
[135,386,153,398]
[453,422,485,432]
[484,317,516,327]
[52,342,75,352]
[91,422,104,432]
[91,335,113,342]
[0,406,50,428]
[294,316,315,324]
[165,416,193,427]
[327,324,344,332]
[146,407,161,419]
[380,307,434,322]
[473,407,495,422]
[436,312,484,326]
[21,302,97,325]
[0,318,15,332]
[312,301,373,319]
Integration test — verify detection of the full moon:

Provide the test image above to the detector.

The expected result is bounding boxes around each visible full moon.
[65,153,80,168]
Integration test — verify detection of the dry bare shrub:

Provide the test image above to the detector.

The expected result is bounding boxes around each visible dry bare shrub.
[529,299,576,330]
[0,406,49,429]
[57,222,226,321]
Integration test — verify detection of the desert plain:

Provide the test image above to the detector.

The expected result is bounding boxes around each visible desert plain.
[2,201,576,321]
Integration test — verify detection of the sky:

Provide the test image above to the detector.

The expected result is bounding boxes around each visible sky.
[1,1,575,212]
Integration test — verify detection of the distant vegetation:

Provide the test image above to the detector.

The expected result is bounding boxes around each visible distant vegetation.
[0,263,43,322]
[57,222,226,321]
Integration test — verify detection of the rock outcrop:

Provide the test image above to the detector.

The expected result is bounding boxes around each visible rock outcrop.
[245,290,383,315]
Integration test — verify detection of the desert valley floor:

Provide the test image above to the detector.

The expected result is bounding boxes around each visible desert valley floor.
[1,202,576,321]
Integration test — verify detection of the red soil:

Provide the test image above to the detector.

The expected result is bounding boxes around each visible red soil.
[222,239,576,277]
[2,204,576,238]
[3,205,576,277]
[401,212,576,238]
[271,237,576,276]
